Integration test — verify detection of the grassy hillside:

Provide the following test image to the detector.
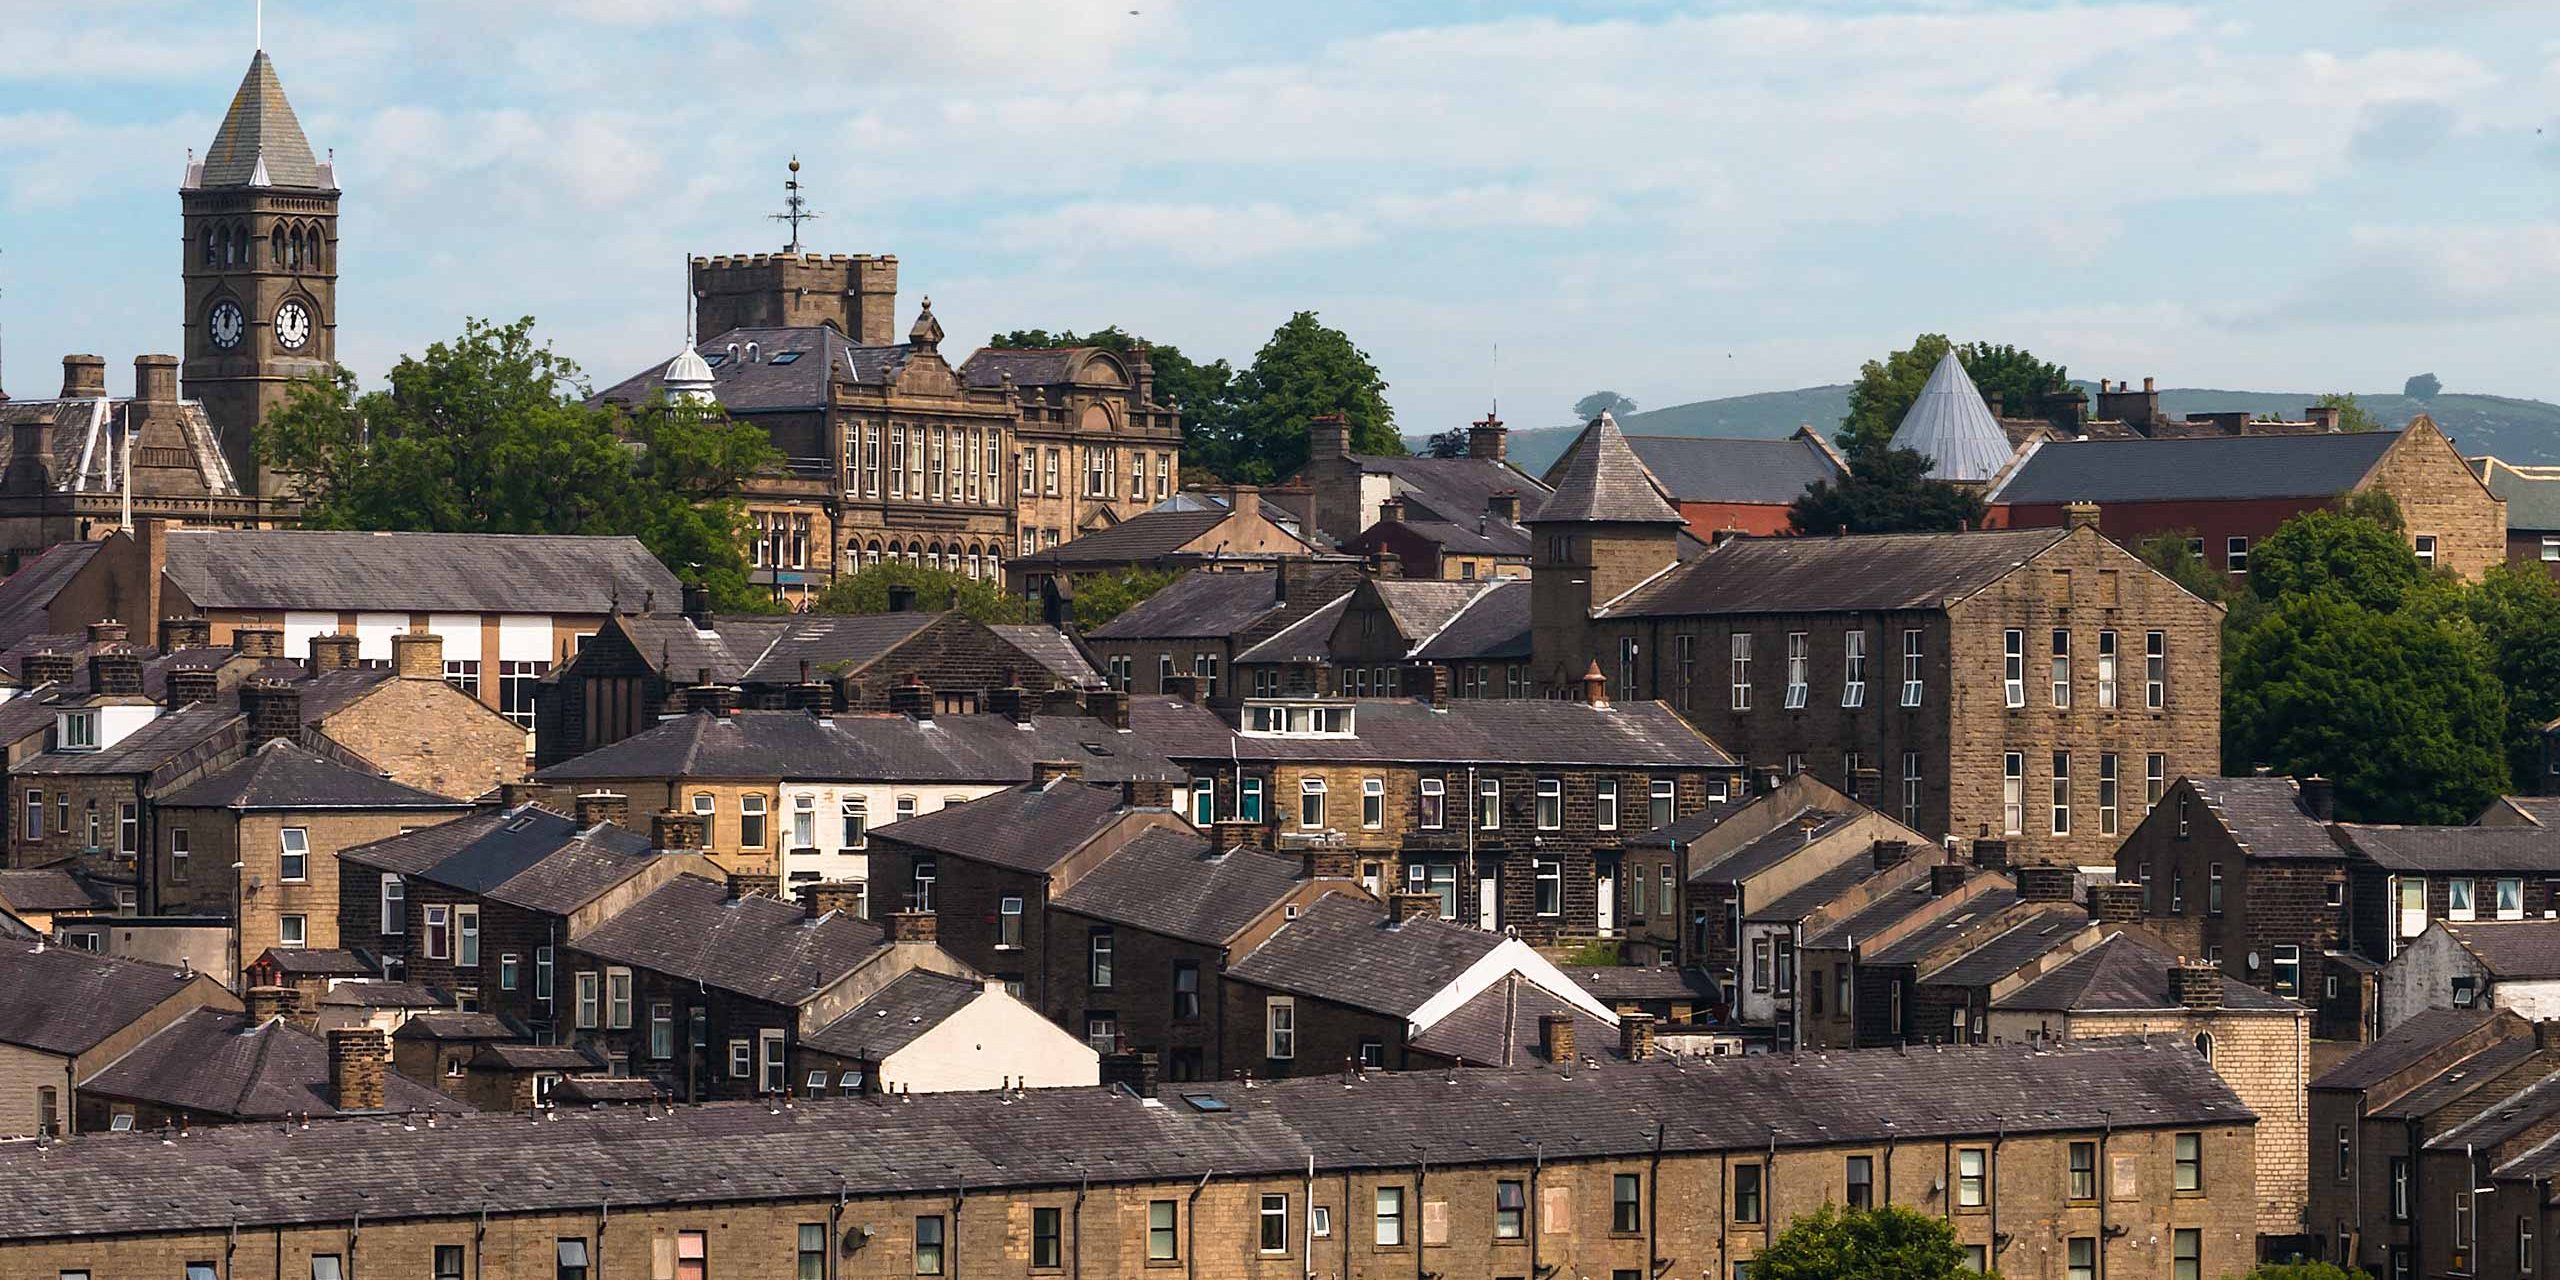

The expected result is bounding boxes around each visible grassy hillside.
[1477,384,2560,477]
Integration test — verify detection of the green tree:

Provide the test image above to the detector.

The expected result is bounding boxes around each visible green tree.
[807,562,1031,626]
[1748,1205,1983,1280]
[987,327,1237,466]
[2317,392,2383,432]
[2238,1264,2369,1280]
[2223,592,2508,822]
[2247,506,2428,613]
[1837,335,2068,460]
[1574,390,1638,420]
[1213,311,1399,483]
[256,316,779,612]
[2451,564,2560,785]
[1789,447,1988,535]
[1070,567,1184,629]
[1420,426,1471,458]
[2405,373,2443,402]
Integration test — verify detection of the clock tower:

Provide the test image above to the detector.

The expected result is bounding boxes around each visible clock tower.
[182,49,337,501]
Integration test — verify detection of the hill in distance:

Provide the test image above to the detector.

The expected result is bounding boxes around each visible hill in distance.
[1475,384,2560,477]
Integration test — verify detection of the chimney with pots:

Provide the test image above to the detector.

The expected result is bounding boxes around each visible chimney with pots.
[158,616,212,651]
[391,632,444,680]
[2300,776,2336,822]
[1970,839,2010,873]
[245,986,298,1023]
[1539,1012,1576,1065]
[2017,865,2076,903]
[986,684,1033,724]
[888,910,939,944]
[2091,883,2146,923]
[2306,404,2342,432]
[327,1026,390,1112]
[1101,1049,1161,1097]
[683,683,741,718]
[86,620,128,645]
[680,583,715,630]
[307,633,359,673]
[651,809,706,852]
[232,627,284,659]
[888,678,935,722]
[88,649,144,697]
[1468,412,1508,463]
[1619,1012,1657,1062]
[726,871,780,901]
[1212,823,1259,856]
[1378,496,1407,525]
[1089,689,1130,731]
[574,791,629,831]
[1871,839,1912,871]
[1308,413,1353,462]
[1930,861,1971,896]
[60,355,107,400]
[1122,778,1174,810]
[2167,960,2225,1009]
[804,882,867,919]
[240,679,303,744]
[1388,892,1440,925]
[19,652,72,687]
[1034,759,1084,789]
[164,666,219,708]
[2064,501,2102,532]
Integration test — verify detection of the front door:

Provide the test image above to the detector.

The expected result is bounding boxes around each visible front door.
[1596,866,1617,935]
[1478,874,1498,931]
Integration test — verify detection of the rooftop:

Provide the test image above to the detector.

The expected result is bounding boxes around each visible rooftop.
[2335,824,2560,874]
[2312,1007,2508,1092]
[1225,893,1500,1017]
[0,944,208,1056]
[2186,776,2340,861]
[1888,350,2017,483]
[81,1009,463,1120]
[2444,920,2560,979]
[803,970,988,1062]
[1533,414,1684,525]
[1604,527,2071,618]
[570,875,886,1008]
[867,780,1137,874]
[1130,695,1735,770]
[160,529,679,617]
[1995,933,2298,1013]
[535,708,1180,786]
[158,739,471,811]
[1988,429,2404,505]
[1052,829,1303,945]
[1614,430,1847,506]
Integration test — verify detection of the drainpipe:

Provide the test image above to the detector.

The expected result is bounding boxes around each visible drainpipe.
[1648,1121,1665,1277]
[2096,1116,2113,1280]
[1765,1129,1778,1254]
[1989,1122,2004,1267]
[473,1207,487,1280]
[1882,1120,1895,1209]
[1343,1169,1354,1279]
[347,1214,361,1280]
[224,1218,237,1280]
[828,1180,849,1280]
[1303,1155,1317,1280]
[1186,1169,1211,1280]
[1529,1142,1545,1278]
[595,1201,609,1280]
[2409,1116,2424,1275]
[951,1186,967,1279]
[1412,1158,1428,1280]
[1071,1176,1087,1280]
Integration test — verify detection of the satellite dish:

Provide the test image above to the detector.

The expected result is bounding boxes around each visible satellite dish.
[2245,952,2261,971]
[841,1224,871,1254]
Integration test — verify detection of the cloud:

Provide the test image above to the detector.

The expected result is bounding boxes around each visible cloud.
[2237,223,2560,328]
[2352,100,2459,162]
[982,200,1375,267]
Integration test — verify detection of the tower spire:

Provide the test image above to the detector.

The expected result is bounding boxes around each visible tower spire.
[770,157,821,255]
[256,0,264,52]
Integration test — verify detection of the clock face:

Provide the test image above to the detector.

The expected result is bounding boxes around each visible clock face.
[208,301,245,351]
[274,301,313,352]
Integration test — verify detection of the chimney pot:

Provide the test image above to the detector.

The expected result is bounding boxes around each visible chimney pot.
[59,355,106,400]
[2300,775,2336,822]
[307,632,359,674]
[157,616,212,652]
[326,1026,390,1112]
[574,791,629,831]
[231,627,284,659]
[88,648,144,697]
[245,985,297,1023]
[134,355,180,405]
[164,665,219,708]
[1619,1012,1657,1062]
[2064,501,2102,532]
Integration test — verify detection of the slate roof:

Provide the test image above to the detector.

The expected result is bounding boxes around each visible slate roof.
[314,981,446,1009]
[2445,921,2560,979]
[534,709,1180,786]
[1368,580,1488,645]
[569,875,886,1008]
[1889,351,2018,483]
[391,1012,516,1042]
[1747,857,1890,925]
[2487,796,2560,828]
[594,327,919,413]
[197,52,326,190]
[989,625,1106,689]
[1567,966,1718,1004]
[1408,974,1618,1067]
[614,612,801,684]
[1988,430,2403,505]
[735,613,940,686]
[2428,1071,2560,1152]
[0,944,202,1055]
[160,529,679,615]
[2311,1007,2503,1091]
[251,948,375,978]
[1534,414,1684,525]
[1130,696,1736,769]
[1052,830,1302,945]
[1805,875,1979,951]
[802,971,988,1061]
[2188,776,2340,861]
[1994,934,2297,1013]
[1232,595,1351,665]
[1410,577,1531,661]
[2336,825,2560,874]
[1226,894,1500,1017]
[551,1075,666,1103]
[340,807,673,916]
[0,541,100,649]
[1618,432,1847,505]
[1347,453,1552,525]
[0,1040,2244,1241]
[0,397,237,503]
[1373,517,1531,558]
[1086,569,1283,641]
[0,869,112,915]
[868,781,1135,873]
[1865,888,2027,966]
[2473,458,2560,533]
[1693,808,1858,883]
[1020,506,1312,569]
[157,739,471,811]
[1917,907,2092,988]
[2375,1038,2542,1123]
[12,701,239,777]
[81,1010,463,1119]
[1604,527,2069,618]
[477,1043,603,1072]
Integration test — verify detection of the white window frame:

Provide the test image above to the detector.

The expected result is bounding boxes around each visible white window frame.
[2450,877,2477,921]
[1478,778,1501,831]
[1729,633,1752,710]
[1783,632,1808,709]
[424,904,451,960]
[1650,779,1675,829]
[2227,536,2250,573]
[2099,753,2119,836]
[606,967,633,1030]
[1299,777,1326,831]
[2002,753,2023,836]
[1900,628,1925,707]
[1418,777,1445,830]
[1840,630,1866,708]
[279,827,310,882]
[1595,778,1618,831]
[1535,777,1562,831]
[2002,629,2025,708]
[278,913,307,949]
[2415,534,2436,565]
[2499,877,2526,920]
[456,904,480,968]
[1534,858,1562,917]
[2096,630,2118,709]
[1362,777,1385,830]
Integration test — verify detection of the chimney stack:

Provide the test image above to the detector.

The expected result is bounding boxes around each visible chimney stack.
[1851,768,1883,805]
[2091,883,2146,923]
[88,648,144,697]
[1299,843,1355,880]
[726,871,780,902]
[327,1027,390,1112]
[574,791,629,831]
[60,354,106,400]
[1539,1012,1576,1065]
[86,620,128,645]
[1308,413,1353,462]
[1468,413,1508,463]
[2300,776,2336,822]
[651,808,706,852]
[1871,839,1912,871]
[1619,1012,1657,1062]
[2017,865,2076,903]
[1486,490,1521,524]
[2064,501,2102,532]
[1163,673,1204,705]
[803,882,866,920]
[1930,862,1971,896]
[157,616,212,651]
[1101,1049,1162,1097]
[887,678,935,722]
[245,985,297,1024]
[307,632,359,673]
[2167,960,2225,1010]
[239,679,303,744]
[231,626,284,659]
[391,632,445,680]
[1033,759,1084,789]
[164,665,219,708]
[1969,839,2010,873]
[1088,689,1130,731]
[888,910,939,944]
[1212,823,1258,856]
[19,651,72,688]
[133,354,179,405]
[1378,496,1406,525]
[680,583,715,630]
[1388,892,1440,925]
[683,683,741,718]
[1122,778,1174,810]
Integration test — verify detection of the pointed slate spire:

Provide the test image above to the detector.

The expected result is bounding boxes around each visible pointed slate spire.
[1537,411,1683,524]
[1887,349,2015,482]
[200,52,325,190]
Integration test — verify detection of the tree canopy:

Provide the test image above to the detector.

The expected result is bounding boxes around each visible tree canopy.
[1067,567,1184,629]
[2246,503,2427,613]
[808,563,1032,626]
[2405,373,2443,401]
[1838,335,2068,460]
[987,326,1237,463]
[1575,390,1638,420]
[2317,391,2383,432]
[256,316,778,612]
[1748,1205,1982,1280]
[2450,564,2560,787]
[1420,425,1471,458]
[1789,446,1988,535]
[2239,1264,2369,1280]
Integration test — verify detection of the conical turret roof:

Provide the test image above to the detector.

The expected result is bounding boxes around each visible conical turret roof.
[1887,349,2015,482]
[1536,412,1684,524]
[200,52,326,190]
[662,348,719,406]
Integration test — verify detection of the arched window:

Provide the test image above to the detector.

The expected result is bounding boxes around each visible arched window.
[304,226,323,270]
[231,224,248,266]
[2194,1032,2213,1063]
[744,342,761,365]
[201,227,217,267]
[965,546,981,580]
[865,539,882,567]
[271,226,288,268]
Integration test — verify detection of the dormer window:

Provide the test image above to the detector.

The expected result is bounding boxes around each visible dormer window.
[58,711,98,752]
[1241,701,1355,738]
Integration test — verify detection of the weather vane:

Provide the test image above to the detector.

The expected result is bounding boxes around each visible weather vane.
[771,157,821,256]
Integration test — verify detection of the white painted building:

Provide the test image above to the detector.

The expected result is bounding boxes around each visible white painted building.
[2381,920,2560,1028]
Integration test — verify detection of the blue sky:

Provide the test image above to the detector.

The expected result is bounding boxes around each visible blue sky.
[3,0,2556,431]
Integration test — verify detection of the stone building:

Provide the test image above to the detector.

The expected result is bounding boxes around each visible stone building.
[1232,575,1531,702]
[0,356,263,565]
[1081,560,1365,700]
[1006,487,1328,598]
[0,1040,2259,1280]
[1554,444,2224,864]
[0,942,237,1136]
[2469,455,2560,581]
[1289,411,1547,552]
[1990,416,2508,580]
[2379,919,2560,1025]
[76,1009,460,1132]
[1539,424,1847,540]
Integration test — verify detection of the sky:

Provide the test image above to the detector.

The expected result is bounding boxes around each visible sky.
[2,0,2557,432]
